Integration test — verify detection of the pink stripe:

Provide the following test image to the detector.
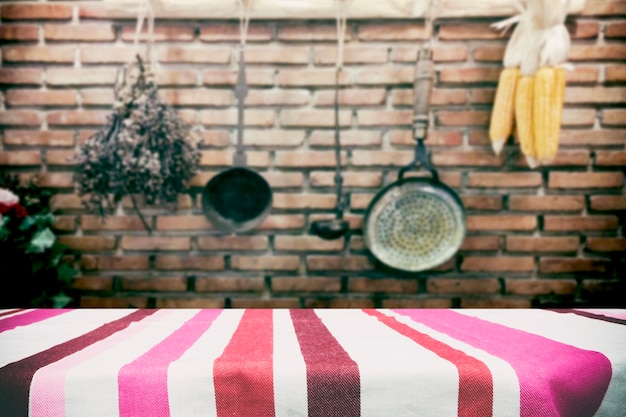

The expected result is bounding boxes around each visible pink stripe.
[29,311,168,417]
[213,309,275,417]
[0,309,69,333]
[394,309,612,417]
[579,309,626,320]
[0,309,27,319]
[117,310,222,417]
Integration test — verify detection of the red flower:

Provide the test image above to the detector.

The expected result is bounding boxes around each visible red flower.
[12,204,28,219]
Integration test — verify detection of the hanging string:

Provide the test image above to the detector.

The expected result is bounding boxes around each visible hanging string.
[237,0,252,49]
[131,0,156,69]
[423,0,440,47]
[335,0,349,70]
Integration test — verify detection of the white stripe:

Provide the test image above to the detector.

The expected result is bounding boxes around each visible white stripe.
[168,309,245,417]
[273,310,308,417]
[64,309,198,417]
[0,309,133,368]
[458,309,626,417]
[314,309,459,417]
[381,309,520,417]
[0,309,35,321]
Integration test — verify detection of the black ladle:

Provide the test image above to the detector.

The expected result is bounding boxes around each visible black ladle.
[311,68,350,240]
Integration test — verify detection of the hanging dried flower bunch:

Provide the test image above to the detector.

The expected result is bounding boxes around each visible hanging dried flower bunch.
[75,54,201,231]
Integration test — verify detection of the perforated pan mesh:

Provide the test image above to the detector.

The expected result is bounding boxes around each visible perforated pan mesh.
[364,180,465,272]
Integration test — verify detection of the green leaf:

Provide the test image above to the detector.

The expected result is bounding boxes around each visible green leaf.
[58,263,79,284]
[51,292,72,308]
[19,216,36,231]
[26,228,56,253]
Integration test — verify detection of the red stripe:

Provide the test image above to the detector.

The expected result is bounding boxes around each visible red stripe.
[290,309,360,417]
[365,309,493,417]
[0,309,156,417]
[0,309,69,334]
[213,309,275,417]
[0,309,27,319]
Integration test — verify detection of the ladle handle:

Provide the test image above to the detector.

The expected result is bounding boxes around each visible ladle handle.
[234,48,248,167]
[413,47,434,142]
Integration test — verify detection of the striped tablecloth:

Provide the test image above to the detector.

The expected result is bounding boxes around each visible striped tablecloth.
[1,308,625,417]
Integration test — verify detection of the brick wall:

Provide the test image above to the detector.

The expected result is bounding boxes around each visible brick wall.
[1,0,625,309]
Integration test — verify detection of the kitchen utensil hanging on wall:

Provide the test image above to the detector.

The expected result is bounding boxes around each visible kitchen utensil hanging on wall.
[362,0,466,272]
[310,0,351,241]
[201,0,273,232]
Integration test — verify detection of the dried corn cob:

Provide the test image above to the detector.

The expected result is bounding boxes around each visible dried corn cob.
[515,75,539,168]
[490,67,520,155]
[533,66,566,164]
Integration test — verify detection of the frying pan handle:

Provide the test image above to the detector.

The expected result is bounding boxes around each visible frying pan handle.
[413,47,434,143]
[234,48,248,167]
[398,139,439,182]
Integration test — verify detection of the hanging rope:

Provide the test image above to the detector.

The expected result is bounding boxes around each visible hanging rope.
[335,0,350,70]
[131,0,156,69]
[237,0,252,49]
[423,0,440,48]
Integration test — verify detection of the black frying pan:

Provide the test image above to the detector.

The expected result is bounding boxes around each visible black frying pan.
[201,50,272,232]
[362,47,466,272]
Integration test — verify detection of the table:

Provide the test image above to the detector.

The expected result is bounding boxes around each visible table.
[1,308,625,417]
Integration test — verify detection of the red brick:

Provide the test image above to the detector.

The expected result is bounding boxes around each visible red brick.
[156,298,224,308]
[50,194,83,210]
[231,256,300,271]
[473,45,505,62]
[606,21,626,38]
[47,110,108,127]
[310,171,382,188]
[595,150,626,166]
[382,299,453,308]
[281,110,351,128]
[274,236,344,252]
[543,216,619,232]
[160,89,232,107]
[198,236,268,251]
[506,279,577,295]
[549,172,624,189]
[567,21,600,38]
[2,4,72,20]
[53,216,76,232]
[307,256,374,271]
[560,130,626,146]
[121,237,190,251]
[155,256,224,270]
[46,68,116,86]
[590,196,626,211]
[519,150,591,167]
[388,130,463,147]
[606,65,626,82]
[427,278,500,294]
[70,277,113,292]
[564,66,600,83]
[257,215,305,231]
[0,110,40,126]
[507,236,580,253]
[232,298,300,309]
[565,87,626,104]
[314,46,387,65]
[197,130,230,148]
[44,150,76,166]
[81,256,150,271]
[389,171,462,189]
[121,277,187,292]
[568,44,626,61]
[461,196,502,211]
[200,109,275,127]
[349,278,419,294]
[0,151,40,166]
[275,151,346,168]
[467,215,537,231]
[539,257,611,274]
[304,298,375,309]
[350,194,375,210]
[155,70,197,87]
[82,216,148,231]
[460,236,501,251]
[439,67,501,84]
[0,68,41,85]
[5,89,77,107]
[156,215,213,231]
[391,45,468,63]
[358,23,426,40]
[0,24,38,41]
[582,0,624,15]
[240,46,310,65]
[468,172,542,188]
[461,256,535,272]
[262,172,305,188]
[245,90,310,107]
[57,236,116,251]
[586,238,626,253]
[315,89,386,107]
[4,46,74,63]
[200,150,269,167]
[470,88,495,104]
[80,46,136,64]
[433,151,504,167]
[460,298,531,308]
[358,110,413,127]
[277,23,340,41]
[279,69,352,87]
[439,23,503,39]
[78,3,108,19]
[203,69,275,87]
[272,277,342,293]
[199,23,272,42]
[120,25,194,42]
[81,297,148,308]
[196,277,264,293]
[602,110,626,126]
[158,46,230,63]
[351,150,412,167]
[392,88,467,107]
[356,68,413,85]
[438,110,491,126]
[561,108,596,127]
[44,24,116,42]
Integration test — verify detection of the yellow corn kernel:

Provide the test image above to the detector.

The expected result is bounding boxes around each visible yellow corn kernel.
[545,67,566,162]
[515,75,536,166]
[533,66,557,163]
[489,67,520,155]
